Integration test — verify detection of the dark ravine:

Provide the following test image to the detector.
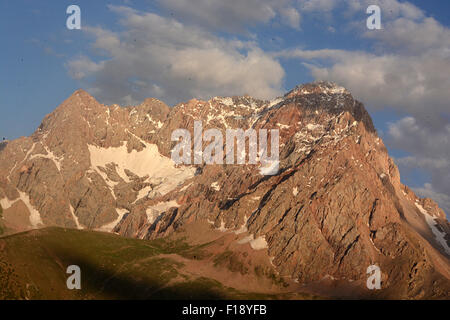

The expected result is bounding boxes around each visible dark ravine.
[0,82,449,299]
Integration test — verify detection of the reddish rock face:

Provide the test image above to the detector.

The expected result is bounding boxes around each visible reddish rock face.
[0,82,449,298]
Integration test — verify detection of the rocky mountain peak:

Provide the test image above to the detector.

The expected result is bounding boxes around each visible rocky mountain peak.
[64,88,99,107]
[286,81,350,98]
[0,83,449,299]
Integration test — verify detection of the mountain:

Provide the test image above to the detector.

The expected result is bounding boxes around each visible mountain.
[0,82,449,299]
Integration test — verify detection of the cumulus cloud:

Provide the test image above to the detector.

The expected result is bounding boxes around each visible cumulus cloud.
[388,117,450,215]
[67,5,284,105]
[346,0,424,20]
[157,0,301,33]
[364,17,450,55]
[298,0,339,12]
[301,51,450,121]
[276,0,450,214]
[67,56,104,80]
[280,7,301,29]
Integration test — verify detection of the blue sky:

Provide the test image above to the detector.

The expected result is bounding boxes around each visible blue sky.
[1,0,450,214]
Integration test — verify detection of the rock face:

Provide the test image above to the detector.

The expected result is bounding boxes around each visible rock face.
[0,82,449,298]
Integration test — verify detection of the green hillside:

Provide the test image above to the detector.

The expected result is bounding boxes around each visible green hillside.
[0,227,314,300]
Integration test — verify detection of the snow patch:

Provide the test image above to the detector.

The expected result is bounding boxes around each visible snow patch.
[180,182,192,192]
[238,235,253,245]
[18,191,43,228]
[276,123,290,130]
[217,219,228,232]
[69,205,83,230]
[0,196,20,211]
[238,234,268,250]
[210,181,220,191]
[30,145,62,172]
[268,98,283,108]
[217,97,234,106]
[99,208,128,232]
[259,160,279,176]
[415,203,450,255]
[250,236,268,250]
[306,123,323,131]
[88,140,195,196]
[146,200,179,224]
[135,186,152,202]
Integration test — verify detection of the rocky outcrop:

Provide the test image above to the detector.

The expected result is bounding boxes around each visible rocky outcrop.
[0,82,449,298]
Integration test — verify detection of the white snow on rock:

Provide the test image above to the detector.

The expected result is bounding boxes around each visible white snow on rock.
[69,205,83,230]
[88,139,195,196]
[211,181,220,191]
[415,203,450,255]
[180,182,192,192]
[250,236,268,250]
[268,97,283,108]
[146,200,179,224]
[295,83,347,96]
[146,115,164,129]
[135,186,152,202]
[259,160,279,176]
[217,219,228,232]
[216,97,234,106]
[306,123,323,131]
[276,123,290,130]
[0,196,19,211]
[7,143,37,182]
[99,208,129,232]
[326,86,347,95]
[29,145,63,172]
[238,235,253,244]
[238,234,268,250]
[18,191,43,228]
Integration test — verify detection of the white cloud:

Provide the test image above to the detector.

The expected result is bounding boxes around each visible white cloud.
[346,0,424,20]
[157,0,300,33]
[276,0,450,215]
[156,0,424,32]
[67,6,285,105]
[67,56,104,80]
[388,117,450,215]
[276,48,450,125]
[280,7,301,29]
[299,0,338,12]
[306,52,450,119]
[364,17,450,55]
[275,0,450,124]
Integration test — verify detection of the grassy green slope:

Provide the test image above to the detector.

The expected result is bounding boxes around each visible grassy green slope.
[0,227,305,300]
